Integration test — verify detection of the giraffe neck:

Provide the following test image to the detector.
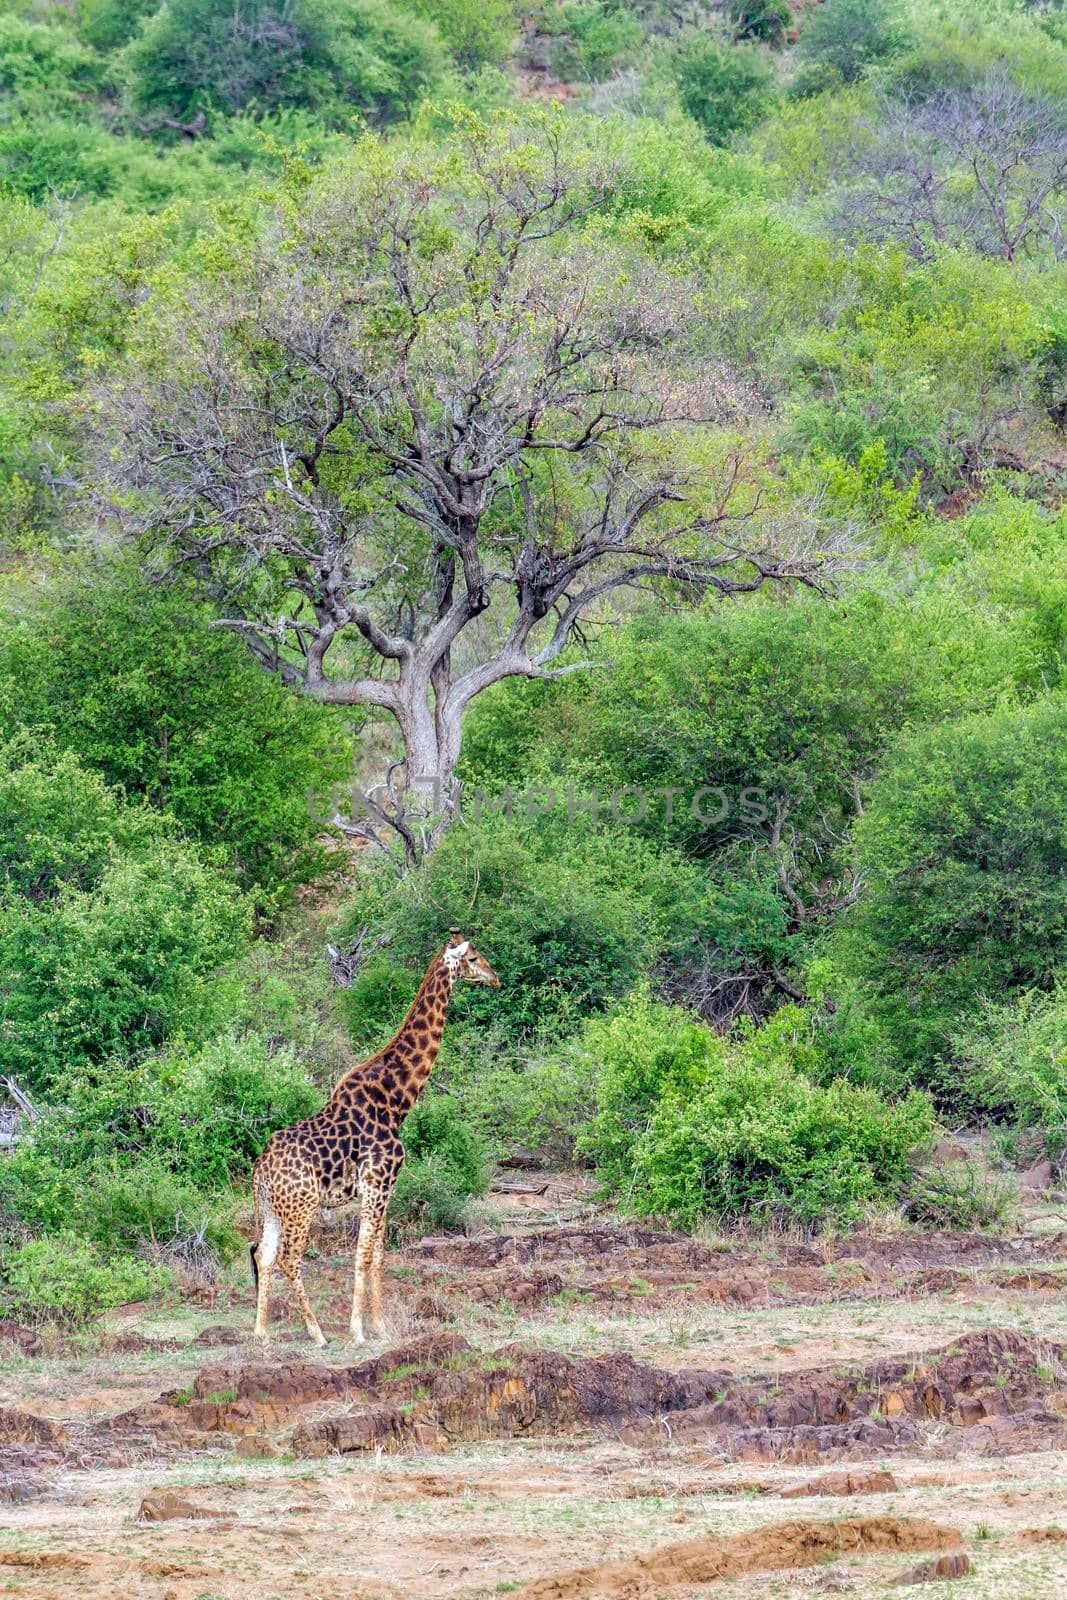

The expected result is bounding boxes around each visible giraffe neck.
[338,950,455,1118]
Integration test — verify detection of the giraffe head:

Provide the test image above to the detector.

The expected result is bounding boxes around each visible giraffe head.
[443,930,500,987]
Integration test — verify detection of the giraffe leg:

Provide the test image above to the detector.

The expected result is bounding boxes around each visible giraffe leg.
[350,1193,384,1343]
[368,1212,389,1338]
[352,1146,401,1341]
[277,1214,327,1348]
[351,1181,391,1342]
[252,1202,281,1341]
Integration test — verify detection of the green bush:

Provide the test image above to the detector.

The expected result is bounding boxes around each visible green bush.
[436,1025,596,1166]
[580,990,935,1228]
[0,116,118,200]
[390,1091,489,1237]
[0,739,251,1091]
[123,0,449,124]
[0,16,108,112]
[947,987,1067,1155]
[401,1092,488,1196]
[903,1162,1013,1230]
[2,1234,172,1327]
[792,0,914,97]
[15,1034,321,1187]
[728,0,791,46]
[78,0,160,51]
[406,0,514,69]
[334,813,715,1046]
[74,1159,243,1260]
[577,986,724,1193]
[835,699,1067,1081]
[551,1,643,82]
[673,35,775,146]
[0,561,352,905]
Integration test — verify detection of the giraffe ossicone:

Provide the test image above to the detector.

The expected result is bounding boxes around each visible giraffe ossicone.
[249,935,499,1346]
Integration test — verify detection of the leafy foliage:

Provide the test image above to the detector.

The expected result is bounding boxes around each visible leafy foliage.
[1,1234,172,1327]
[334,813,718,1044]
[948,987,1067,1155]
[0,739,251,1091]
[390,1091,490,1237]
[123,0,450,124]
[792,0,915,96]
[0,560,352,905]
[835,699,1067,1079]
[579,990,935,1227]
[673,34,775,146]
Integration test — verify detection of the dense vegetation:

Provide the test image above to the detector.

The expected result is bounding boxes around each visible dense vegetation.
[1,0,1064,1323]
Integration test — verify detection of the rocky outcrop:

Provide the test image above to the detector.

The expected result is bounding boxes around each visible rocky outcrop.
[516,1517,964,1600]
[99,1327,1067,1464]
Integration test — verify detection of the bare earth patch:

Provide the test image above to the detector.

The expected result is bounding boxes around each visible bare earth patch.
[2,1182,1067,1599]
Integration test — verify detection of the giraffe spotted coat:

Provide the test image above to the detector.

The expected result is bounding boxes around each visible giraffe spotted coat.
[250,933,499,1345]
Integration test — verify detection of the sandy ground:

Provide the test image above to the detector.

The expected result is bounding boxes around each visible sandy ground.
[2,1177,1066,1600]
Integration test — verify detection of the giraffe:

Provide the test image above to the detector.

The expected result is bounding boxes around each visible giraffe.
[250,931,499,1346]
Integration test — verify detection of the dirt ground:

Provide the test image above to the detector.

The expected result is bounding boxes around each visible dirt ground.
[3,1177,1067,1600]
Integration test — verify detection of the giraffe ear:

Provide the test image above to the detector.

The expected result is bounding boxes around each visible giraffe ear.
[452,940,470,957]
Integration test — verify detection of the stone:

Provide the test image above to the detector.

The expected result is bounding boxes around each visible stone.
[1021,1160,1054,1193]
[234,1434,281,1460]
[0,1408,68,1447]
[0,1321,42,1357]
[137,1490,215,1522]
[893,1552,972,1584]
[293,1404,412,1457]
[194,1325,244,1347]
[410,1291,454,1324]
[781,1470,898,1499]
[0,1477,45,1504]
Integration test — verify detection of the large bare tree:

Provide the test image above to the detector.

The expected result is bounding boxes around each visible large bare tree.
[95,114,832,862]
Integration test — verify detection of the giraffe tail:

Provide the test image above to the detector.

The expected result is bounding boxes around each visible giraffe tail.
[250,1240,259,1293]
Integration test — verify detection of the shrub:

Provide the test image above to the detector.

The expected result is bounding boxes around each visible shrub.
[123,0,449,124]
[903,1163,1013,1229]
[334,814,714,1046]
[0,1141,241,1259]
[73,1159,244,1261]
[947,987,1067,1155]
[792,0,914,97]
[634,1054,934,1230]
[551,1,643,83]
[79,0,160,51]
[2,1234,172,1327]
[0,561,352,906]
[581,991,935,1228]
[406,0,515,69]
[458,586,1030,1027]
[0,115,117,200]
[14,1034,321,1188]
[728,0,791,46]
[390,1092,489,1237]
[0,16,108,112]
[577,987,725,1193]
[834,699,1067,1081]
[437,1025,597,1166]
[147,1035,324,1187]
[673,35,775,146]
[0,739,251,1092]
